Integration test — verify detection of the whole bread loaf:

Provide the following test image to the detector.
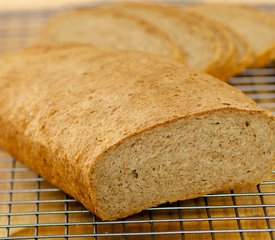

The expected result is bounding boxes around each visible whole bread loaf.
[0,45,274,220]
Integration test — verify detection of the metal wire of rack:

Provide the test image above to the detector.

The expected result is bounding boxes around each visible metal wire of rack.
[0,4,275,240]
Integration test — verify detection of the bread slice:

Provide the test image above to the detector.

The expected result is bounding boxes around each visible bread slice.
[35,8,185,63]
[186,4,275,67]
[226,26,254,74]
[183,8,253,78]
[102,2,223,77]
[178,9,237,80]
[0,44,273,220]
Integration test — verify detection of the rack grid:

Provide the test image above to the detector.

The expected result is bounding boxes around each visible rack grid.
[0,4,275,240]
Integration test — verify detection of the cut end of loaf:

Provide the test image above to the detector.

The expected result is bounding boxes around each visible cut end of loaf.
[89,110,274,220]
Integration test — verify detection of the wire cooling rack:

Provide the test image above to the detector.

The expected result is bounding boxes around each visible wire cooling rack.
[0,4,275,240]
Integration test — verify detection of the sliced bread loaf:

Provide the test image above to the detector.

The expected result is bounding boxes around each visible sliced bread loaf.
[186,4,275,67]
[35,8,185,62]
[0,44,273,220]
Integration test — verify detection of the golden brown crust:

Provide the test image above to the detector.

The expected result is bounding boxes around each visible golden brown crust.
[252,43,275,67]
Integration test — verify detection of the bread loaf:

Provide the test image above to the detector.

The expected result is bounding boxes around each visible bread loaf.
[0,45,273,220]
[35,8,184,62]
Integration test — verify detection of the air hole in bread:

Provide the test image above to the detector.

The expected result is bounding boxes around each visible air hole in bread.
[131,170,138,179]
